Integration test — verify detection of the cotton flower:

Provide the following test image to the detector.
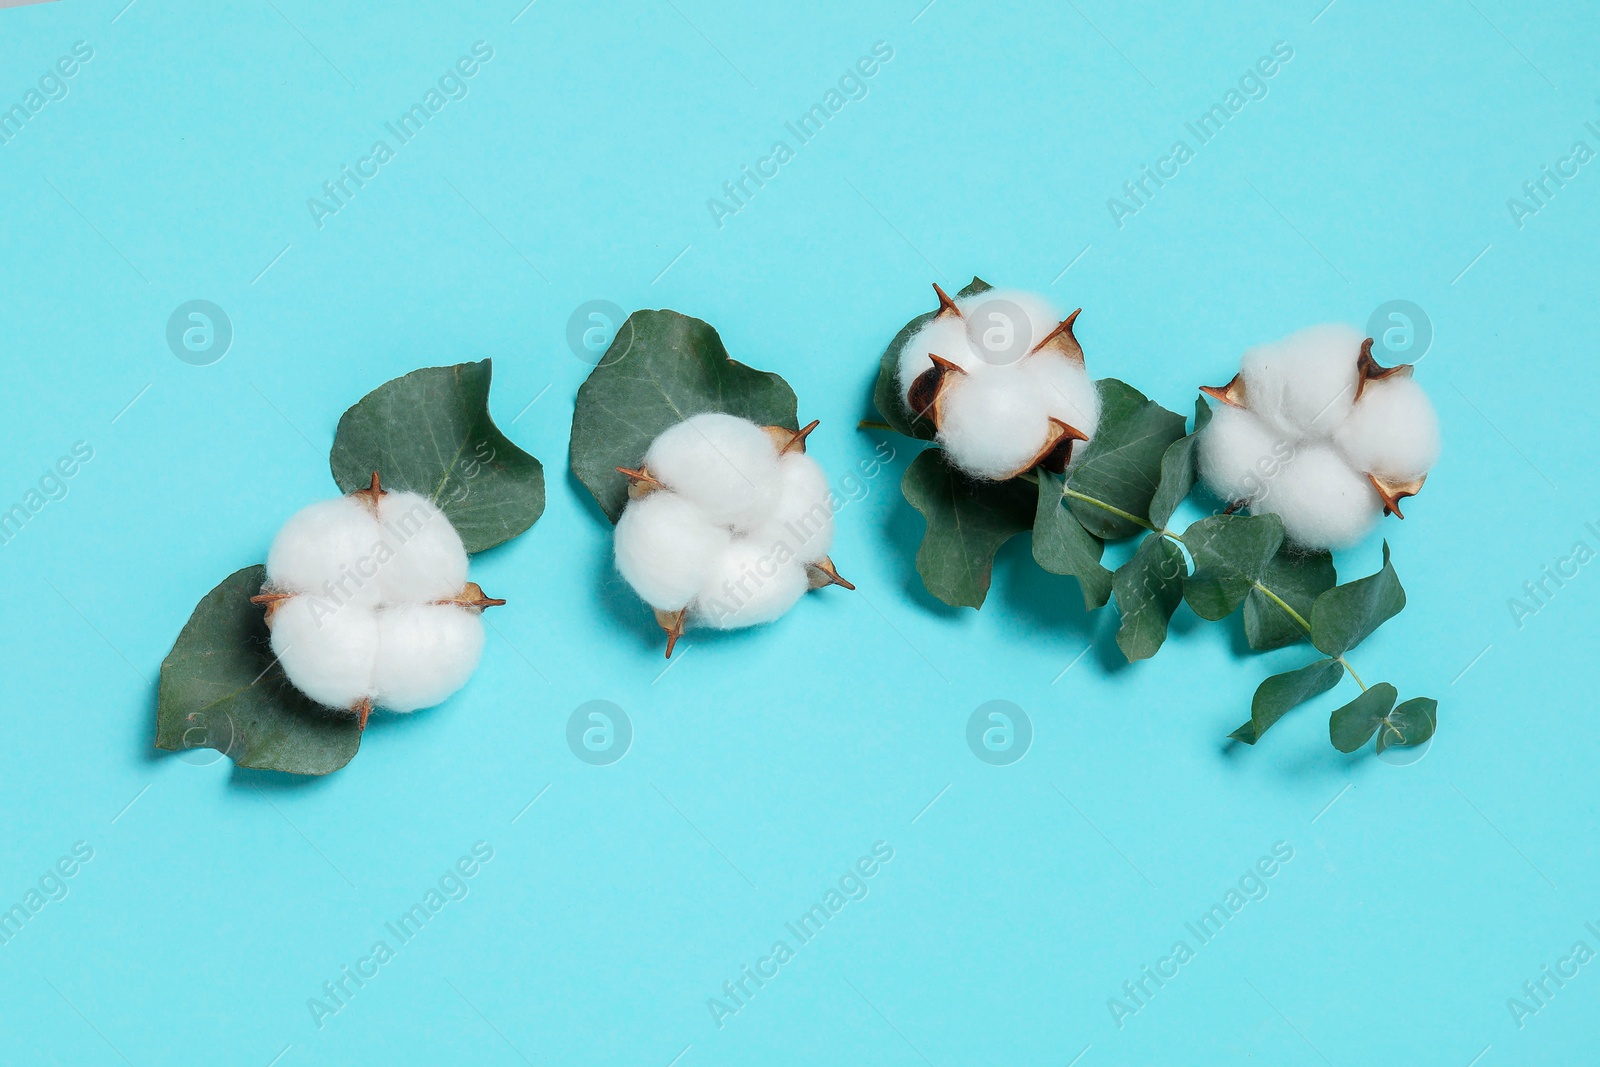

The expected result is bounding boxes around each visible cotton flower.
[613,413,851,655]
[252,474,503,727]
[896,284,1101,480]
[1197,326,1440,549]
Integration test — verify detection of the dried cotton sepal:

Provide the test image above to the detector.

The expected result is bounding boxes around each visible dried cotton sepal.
[252,473,504,728]
[896,284,1100,481]
[1198,329,1441,549]
[613,413,851,656]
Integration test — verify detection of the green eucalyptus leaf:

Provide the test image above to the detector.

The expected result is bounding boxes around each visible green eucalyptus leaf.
[1148,395,1212,529]
[1310,542,1407,657]
[1330,682,1400,753]
[1032,469,1112,610]
[1245,547,1336,651]
[903,447,1034,608]
[1182,513,1285,621]
[571,310,798,523]
[155,566,361,776]
[1229,657,1344,745]
[1112,534,1188,661]
[1377,697,1438,754]
[872,277,991,439]
[331,360,544,554]
[1064,380,1187,539]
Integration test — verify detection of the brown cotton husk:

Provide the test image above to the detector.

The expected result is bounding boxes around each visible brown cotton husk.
[1367,473,1426,518]
[1354,337,1414,401]
[654,607,687,658]
[1200,373,1249,409]
[1031,307,1085,365]
[807,556,855,591]
[762,420,819,456]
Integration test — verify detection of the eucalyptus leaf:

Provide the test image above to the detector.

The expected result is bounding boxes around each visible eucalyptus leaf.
[1112,534,1188,661]
[571,310,798,522]
[1229,658,1344,745]
[1064,380,1187,539]
[1182,513,1285,621]
[1330,683,1400,753]
[1148,395,1212,529]
[330,360,544,554]
[1377,697,1438,754]
[1032,469,1112,610]
[872,277,991,439]
[1310,542,1407,657]
[155,566,361,776]
[902,447,1034,608]
[1244,547,1335,651]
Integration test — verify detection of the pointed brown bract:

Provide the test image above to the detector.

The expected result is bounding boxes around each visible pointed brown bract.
[654,607,687,658]
[1030,417,1091,476]
[907,354,968,425]
[616,465,666,499]
[762,420,819,456]
[439,581,506,611]
[1199,373,1248,409]
[352,698,373,731]
[932,282,961,319]
[1367,472,1426,518]
[1030,308,1085,365]
[807,556,855,591]
[1353,337,1414,402]
[351,471,386,516]
[249,589,295,623]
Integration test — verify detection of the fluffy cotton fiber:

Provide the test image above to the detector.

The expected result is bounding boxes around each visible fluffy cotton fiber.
[615,413,843,643]
[897,287,1101,480]
[1198,325,1441,549]
[260,484,490,721]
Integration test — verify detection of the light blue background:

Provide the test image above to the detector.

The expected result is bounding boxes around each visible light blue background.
[0,0,1594,1063]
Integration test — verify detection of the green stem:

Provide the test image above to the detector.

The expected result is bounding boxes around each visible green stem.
[1061,484,1370,691]
[857,419,894,432]
[1060,488,1162,536]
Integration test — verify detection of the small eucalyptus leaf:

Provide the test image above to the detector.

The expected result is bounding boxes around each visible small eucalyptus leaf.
[1182,513,1285,621]
[903,447,1035,608]
[1112,534,1188,661]
[1148,395,1213,529]
[155,566,361,776]
[1330,683,1400,753]
[1245,547,1336,651]
[1032,469,1112,610]
[1065,380,1187,539]
[1310,542,1407,657]
[331,360,544,554]
[1377,697,1438,754]
[571,310,798,522]
[1232,657,1345,745]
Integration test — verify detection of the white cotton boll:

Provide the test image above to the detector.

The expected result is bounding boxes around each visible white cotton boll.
[745,453,834,564]
[1256,443,1383,549]
[899,316,979,399]
[372,604,485,712]
[691,541,810,630]
[644,412,781,528]
[1198,404,1293,504]
[956,288,1063,366]
[615,491,733,612]
[268,597,378,710]
[1240,324,1364,437]
[1334,376,1441,481]
[372,491,469,604]
[265,496,385,607]
[937,372,1052,480]
[1019,352,1101,449]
